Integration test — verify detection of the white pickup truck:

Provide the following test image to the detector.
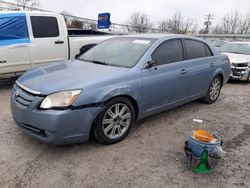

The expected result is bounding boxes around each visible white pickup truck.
[0,11,115,75]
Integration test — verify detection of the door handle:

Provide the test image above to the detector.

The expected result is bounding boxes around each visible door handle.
[55,40,64,44]
[210,63,215,67]
[180,69,188,74]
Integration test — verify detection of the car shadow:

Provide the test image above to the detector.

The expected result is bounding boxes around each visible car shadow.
[0,75,20,89]
[17,99,204,152]
[227,79,248,85]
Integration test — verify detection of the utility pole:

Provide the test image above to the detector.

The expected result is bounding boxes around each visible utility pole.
[204,14,214,34]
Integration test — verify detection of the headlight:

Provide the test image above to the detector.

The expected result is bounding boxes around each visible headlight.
[40,90,81,109]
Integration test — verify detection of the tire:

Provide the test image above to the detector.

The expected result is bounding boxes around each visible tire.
[93,97,135,145]
[203,76,222,104]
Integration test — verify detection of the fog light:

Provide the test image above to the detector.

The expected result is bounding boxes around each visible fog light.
[45,130,50,136]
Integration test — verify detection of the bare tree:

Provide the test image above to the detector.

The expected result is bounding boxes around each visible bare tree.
[238,13,250,34]
[69,19,83,29]
[60,10,72,28]
[208,25,222,34]
[15,0,40,10]
[158,21,169,33]
[223,11,240,34]
[211,10,250,34]
[126,12,153,33]
[158,12,197,34]
[60,10,97,30]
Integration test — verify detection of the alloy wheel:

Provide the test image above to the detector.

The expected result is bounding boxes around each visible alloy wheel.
[102,103,132,140]
[209,78,221,101]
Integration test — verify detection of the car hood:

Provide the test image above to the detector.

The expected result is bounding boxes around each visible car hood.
[17,60,129,95]
[223,53,250,64]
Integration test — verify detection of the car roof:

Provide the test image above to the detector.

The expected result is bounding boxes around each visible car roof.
[120,33,205,41]
[229,41,250,45]
[0,11,59,16]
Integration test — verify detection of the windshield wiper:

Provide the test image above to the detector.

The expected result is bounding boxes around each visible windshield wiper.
[229,51,243,54]
[91,60,108,65]
[78,58,108,65]
[78,58,129,68]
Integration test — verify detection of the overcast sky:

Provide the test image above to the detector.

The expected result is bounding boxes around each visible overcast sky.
[8,0,250,28]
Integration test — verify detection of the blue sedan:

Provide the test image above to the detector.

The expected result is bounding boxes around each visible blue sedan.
[11,34,231,145]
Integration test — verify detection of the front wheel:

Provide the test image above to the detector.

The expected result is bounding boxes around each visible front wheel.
[93,97,135,145]
[203,76,222,104]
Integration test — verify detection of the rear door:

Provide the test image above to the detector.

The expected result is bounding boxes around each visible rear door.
[141,39,188,113]
[29,14,68,67]
[0,12,31,74]
[183,39,214,97]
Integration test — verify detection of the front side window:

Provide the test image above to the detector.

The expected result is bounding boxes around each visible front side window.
[151,39,184,65]
[184,39,207,60]
[79,37,155,68]
[31,16,59,38]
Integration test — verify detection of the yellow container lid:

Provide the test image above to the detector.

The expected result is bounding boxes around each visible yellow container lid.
[193,129,217,143]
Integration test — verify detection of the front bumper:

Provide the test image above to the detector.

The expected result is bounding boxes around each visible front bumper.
[230,66,250,81]
[10,85,102,145]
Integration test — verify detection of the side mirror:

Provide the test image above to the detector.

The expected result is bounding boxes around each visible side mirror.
[145,60,158,68]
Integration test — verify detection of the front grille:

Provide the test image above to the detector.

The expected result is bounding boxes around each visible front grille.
[232,63,248,68]
[232,69,243,76]
[12,84,37,109]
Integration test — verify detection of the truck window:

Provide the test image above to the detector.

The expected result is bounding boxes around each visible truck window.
[0,13,31,46]
[30,16,59,38]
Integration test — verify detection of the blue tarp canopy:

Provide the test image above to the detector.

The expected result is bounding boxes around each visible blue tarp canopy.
[0,13,31,46]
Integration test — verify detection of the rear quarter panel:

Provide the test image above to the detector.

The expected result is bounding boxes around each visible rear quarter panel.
[205,44,231,86]
[212,53,231,85]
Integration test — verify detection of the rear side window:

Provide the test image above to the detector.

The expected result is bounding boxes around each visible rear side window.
[0,13,31,46]
[152,39,183,65]
[205,44,213,56]
[184,39,209,60]
[31,16,59,38]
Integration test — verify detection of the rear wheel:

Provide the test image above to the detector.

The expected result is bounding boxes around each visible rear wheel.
[203,76,222,104]
[93,97,135,145]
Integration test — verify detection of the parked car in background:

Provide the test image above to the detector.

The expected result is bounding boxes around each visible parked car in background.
[210,39,228,51]
[0,11,116,75]
[220,42,250,83]
[11,34,231,145]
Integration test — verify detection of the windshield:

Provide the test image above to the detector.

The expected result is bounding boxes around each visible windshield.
[220,43,250,55]
[79,37,155,68]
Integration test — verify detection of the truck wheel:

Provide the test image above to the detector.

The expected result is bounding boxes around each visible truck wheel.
[93,97,135,145]
[203,76,222,104]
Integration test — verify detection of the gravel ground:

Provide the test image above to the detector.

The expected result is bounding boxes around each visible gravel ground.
[0,80,249,188]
